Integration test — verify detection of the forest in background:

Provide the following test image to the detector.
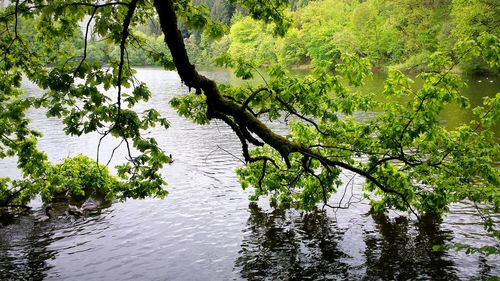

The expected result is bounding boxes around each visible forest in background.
[10,0,500,75]
[189,0,499,75]
[123,0,500,75]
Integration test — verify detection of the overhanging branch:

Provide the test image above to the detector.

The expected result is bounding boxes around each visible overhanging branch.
[154,0,419,218]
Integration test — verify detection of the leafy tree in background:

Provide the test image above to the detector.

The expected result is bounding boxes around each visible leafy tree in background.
[227,15,277,65]
[210,0,498,73]
[0,0,498,253]
[449,0,500,74]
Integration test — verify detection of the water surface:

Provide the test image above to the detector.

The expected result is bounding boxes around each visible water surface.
[0,68,498,280]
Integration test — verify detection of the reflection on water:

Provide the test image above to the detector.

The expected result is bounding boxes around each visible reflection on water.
[362,72,500,134]
[236,204,475,280]
[0,68,498,280]
[363,215,456,280]
[0,215,55,280]
[236,203,350,280]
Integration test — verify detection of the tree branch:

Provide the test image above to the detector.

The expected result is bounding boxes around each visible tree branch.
[117,0,139,115]
[154,0,419,218]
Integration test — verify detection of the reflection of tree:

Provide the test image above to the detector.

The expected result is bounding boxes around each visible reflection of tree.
[363,214,458,281]
[0,216,56,280]
[477,255,494,278]
[236,204,465,280]
[236,203,351,281]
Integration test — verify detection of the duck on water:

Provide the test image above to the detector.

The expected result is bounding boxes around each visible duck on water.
[67,200,101,216]
[35,200,101,222]
[35,205,53,223]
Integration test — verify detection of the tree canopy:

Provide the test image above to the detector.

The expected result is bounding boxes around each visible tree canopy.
[186,0,498,74]
[0,0,499,251]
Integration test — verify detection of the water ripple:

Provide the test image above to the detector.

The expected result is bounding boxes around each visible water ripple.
[0,68,498,280]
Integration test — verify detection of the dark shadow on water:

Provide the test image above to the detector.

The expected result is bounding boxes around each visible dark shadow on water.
[235,203,351,280]
[0,215,57,281]
[362,214,458,281]
[236,204,463,281]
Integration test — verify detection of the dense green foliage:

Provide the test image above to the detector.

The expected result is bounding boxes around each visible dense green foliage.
[186,0,500,74]
[0,0,498,254]
[0,0,173,207]
[35,0,498,74]
[202,40,499,216]
[0,155,120,206]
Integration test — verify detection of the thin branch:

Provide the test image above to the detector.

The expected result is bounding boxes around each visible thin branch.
[338,173,355,208]
[304,166,329,205]
[242,87,269,109]
[116,0,139,116]
[298,146,420,219]
[214,145,246,164]
[257,159,267,191]
[96,129,111,170]
[68,2,130,9]
[0,133,17,146]
[105,138,125,167]
[73,6,98,79]
[308,143,385,156]
[275,95,331,136]
[14,0,19,36]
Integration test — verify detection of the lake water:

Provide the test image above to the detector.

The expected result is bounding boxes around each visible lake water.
[0,68,498,280]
